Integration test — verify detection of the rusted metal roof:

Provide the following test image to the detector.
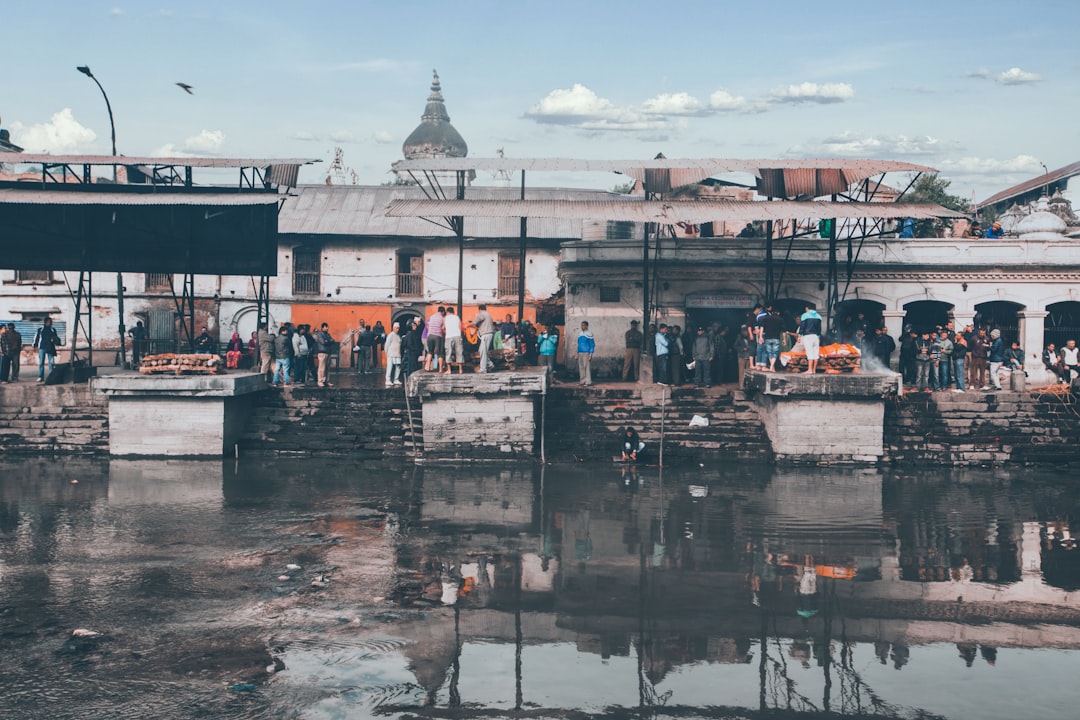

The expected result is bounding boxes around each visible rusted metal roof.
[384,198,964,223]
[0,154,320,168]
[976,160,1080,209]
[0,189,280,206]
[277,185,615,238]
[392,157,935,187]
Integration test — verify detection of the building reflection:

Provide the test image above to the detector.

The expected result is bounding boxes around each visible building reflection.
[386,463,1080,716]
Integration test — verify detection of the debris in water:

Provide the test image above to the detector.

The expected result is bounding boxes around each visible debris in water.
[277,575,290,581]
[230,684,256,692]
[72,628,101,638]
[285,564,301,571]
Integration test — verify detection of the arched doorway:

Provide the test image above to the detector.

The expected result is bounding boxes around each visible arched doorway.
[1045,301,1080,348]
[902,300,952,334]
[975,301,1022,343]
[835,299,885,342]
[773,297,815,335]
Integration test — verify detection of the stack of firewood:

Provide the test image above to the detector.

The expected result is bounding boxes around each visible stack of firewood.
[780,343,861,373]
[138,353,223,375]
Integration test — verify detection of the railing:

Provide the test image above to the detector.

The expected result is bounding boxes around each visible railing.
[498,274,520,298]
[396,273,423,297]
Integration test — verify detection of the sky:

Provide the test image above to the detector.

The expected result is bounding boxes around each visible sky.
[3,0,1078,203]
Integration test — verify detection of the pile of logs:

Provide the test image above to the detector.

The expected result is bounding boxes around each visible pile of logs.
[780,343,861,373]
[138,353,223,375]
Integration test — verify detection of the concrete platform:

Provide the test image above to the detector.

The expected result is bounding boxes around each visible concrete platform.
[745,369,902,465]
[93,372,268,457]
[407,369,549,459]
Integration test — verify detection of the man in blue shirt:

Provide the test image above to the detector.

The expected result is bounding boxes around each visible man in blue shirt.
[576,320,595,386]
[655,324,670,385]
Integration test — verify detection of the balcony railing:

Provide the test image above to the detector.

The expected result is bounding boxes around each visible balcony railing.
[498,274,520,298]
[396,272,423,297]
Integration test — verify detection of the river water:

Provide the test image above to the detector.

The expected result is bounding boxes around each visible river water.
[2,457,1079,720]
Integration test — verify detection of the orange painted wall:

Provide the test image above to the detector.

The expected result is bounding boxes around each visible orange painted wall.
[289,302,541,366]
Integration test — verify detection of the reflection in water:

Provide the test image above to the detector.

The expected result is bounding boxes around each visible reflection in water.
[1,459,1080,718]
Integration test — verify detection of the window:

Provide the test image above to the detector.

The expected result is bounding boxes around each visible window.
[498,253,521,298]
[396,252,423,297]
[600,286,621,303]
[293,249,321,295]
[145,273,172,292]
[15,270,51,284]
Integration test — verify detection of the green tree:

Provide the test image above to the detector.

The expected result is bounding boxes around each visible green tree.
[901,173,969,237]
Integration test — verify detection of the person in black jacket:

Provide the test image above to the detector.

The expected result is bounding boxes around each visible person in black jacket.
[33,317,61,382]
[402,319,425,378]
[620,427,644,462]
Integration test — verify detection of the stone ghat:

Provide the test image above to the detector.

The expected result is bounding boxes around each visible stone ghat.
[883,389,1080,466]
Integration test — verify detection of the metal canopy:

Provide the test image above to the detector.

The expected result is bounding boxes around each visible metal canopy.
[1,154,319,168]
[392,156,934,174]
[0,189,282,207]
[385,198,965,223]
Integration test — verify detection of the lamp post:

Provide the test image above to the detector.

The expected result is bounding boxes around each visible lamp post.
[77,65,127,368]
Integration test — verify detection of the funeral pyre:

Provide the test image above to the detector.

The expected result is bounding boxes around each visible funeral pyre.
[138,353,223,375]
[779,343,861,373]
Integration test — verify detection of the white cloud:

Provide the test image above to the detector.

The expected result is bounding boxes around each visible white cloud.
[151,129,226,157]
[292,130,319,142]
[110,7,123,16]
[329,130,356,143]
[525,84,664,131]
[8,108,96,153]
[968,66,1042,85]
[997,67,1042,85]
[373,131,394,144]
[789,131,949,157]
[641,92,706,116]
[708,89,750,112]
[183,129,225,153]
[772,82,855,104]
[938,154,1043,174]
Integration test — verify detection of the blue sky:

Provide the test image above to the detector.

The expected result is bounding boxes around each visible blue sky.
[4,0,1078,201]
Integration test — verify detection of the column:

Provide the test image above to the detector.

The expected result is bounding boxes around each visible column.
[882,310,906,370]
[1018,310,1053,386]
[949,309,975,331]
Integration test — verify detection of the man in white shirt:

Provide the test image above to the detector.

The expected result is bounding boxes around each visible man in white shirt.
[443,307,463,374]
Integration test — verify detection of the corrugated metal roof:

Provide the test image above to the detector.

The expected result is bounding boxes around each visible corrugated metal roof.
[384,198,965,223]
[277,185,619,238]
[0,189,280,206]
[392,157,935,178]
[0,154,320,167]
[976,160,1080,209]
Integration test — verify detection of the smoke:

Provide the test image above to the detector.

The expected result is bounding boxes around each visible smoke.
[858,351,895,375]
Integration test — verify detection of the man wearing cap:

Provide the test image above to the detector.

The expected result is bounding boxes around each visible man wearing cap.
[622,319,643,381]
[985,221,1004,239]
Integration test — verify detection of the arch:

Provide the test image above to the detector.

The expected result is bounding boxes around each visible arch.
[974,300,1023,342]
[902,300,954,333]
[227,305,276,344]
[835,299,886,340]
[392,305,427,332]
[1045,301,1080,348]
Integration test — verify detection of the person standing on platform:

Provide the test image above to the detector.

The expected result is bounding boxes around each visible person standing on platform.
[798,305,823,375]
[473,305,495,373]
[655,324,670,385]
[272,326,293,387]
[622,320,643,381]
[443,307,463,373]
[257,322,274,381]
[691,327,712,387]
[314,322,336,388]
[33,317,60,383]
[576,321,595,386]
[384,321,403,387]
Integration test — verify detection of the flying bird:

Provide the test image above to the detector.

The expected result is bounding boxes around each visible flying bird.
[176,82,193,94]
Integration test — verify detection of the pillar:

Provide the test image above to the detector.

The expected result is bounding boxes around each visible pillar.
[1018,310,1054,386]
[949,309,975,332]
[882,311,906,370]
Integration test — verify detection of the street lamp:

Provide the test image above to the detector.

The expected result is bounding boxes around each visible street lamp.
[77,65,127,368]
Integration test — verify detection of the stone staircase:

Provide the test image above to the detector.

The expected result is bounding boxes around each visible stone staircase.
[884,388,1080,466]
[0,383,108,455]
[544,384,772,463]
[237,386,419,458]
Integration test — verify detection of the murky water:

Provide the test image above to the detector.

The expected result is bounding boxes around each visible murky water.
[2,458,1079,719]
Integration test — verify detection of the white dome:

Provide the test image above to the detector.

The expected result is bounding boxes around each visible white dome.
[1015,207,1067,239]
